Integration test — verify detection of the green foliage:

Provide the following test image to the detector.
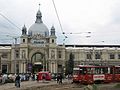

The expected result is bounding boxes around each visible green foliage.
[92,84,98,90]
[65,52,74,75]
[114,83,120,88]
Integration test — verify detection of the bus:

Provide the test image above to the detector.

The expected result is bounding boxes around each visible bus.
[73,65,120,84]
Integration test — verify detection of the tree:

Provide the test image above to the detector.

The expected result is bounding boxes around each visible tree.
[65,52,74,75]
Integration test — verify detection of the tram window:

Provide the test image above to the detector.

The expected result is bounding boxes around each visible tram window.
[79,68,82,74]
[118,68,120,74]
[94,68,103,74]
[95,68,99,74]
[108,68,110,74]
[110,67,113,74]
[115,69,118,74]
[80,67,87,75]
[102,68,108,74]
[115,68,120,74]
[73,68,80,75]
[87,68,92,74]
[73,70,79,75]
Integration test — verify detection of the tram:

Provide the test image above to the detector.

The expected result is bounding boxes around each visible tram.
[72,65,120,84]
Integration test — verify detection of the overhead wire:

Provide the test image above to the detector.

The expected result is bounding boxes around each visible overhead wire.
[0,13,21,44]
[0,13,21,30]
[51,0,67,38]
[51,0,92,43]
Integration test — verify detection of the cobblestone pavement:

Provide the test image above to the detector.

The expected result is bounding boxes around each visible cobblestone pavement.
[0,79,72,90]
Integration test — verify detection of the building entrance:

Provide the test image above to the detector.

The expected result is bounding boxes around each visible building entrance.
[32,63,43,73]
[31,52,44,73]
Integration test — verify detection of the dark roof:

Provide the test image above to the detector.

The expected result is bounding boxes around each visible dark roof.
[0,44,12,46]
[64,44,120,48]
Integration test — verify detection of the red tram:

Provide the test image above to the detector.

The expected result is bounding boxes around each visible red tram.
[72,65,120,84]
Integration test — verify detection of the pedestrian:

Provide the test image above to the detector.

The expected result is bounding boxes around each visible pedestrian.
[57,74,60,83]
[59,74,63,84]
[36,73,39,82]
[15,74,21,88]
[42,74,46,82]
[32,73,35,81]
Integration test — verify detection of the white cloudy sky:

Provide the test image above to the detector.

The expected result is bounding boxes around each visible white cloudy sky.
[0,0,120,45]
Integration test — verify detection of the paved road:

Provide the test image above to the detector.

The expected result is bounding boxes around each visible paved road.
[0,79,119,90]
[0,79,72,90]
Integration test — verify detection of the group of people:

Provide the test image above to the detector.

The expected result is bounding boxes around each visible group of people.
[14,73,63,88]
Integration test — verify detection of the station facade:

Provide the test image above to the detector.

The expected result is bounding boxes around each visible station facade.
[0,7,120,74]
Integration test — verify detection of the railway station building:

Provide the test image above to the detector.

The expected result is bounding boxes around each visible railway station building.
[0,7,120,74]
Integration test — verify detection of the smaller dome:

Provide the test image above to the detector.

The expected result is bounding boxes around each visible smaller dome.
[51,26,55,30]
[22,25,27,30]
[22,25,27,35]
[50,25,55,36]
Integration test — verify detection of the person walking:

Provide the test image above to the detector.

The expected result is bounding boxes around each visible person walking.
[15,74,21,88]
[36,73,39,82]
[59,74,63,84]
[57,74,60,83]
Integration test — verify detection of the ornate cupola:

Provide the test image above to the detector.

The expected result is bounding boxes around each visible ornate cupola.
[49,25,57,45]
[28,4,49,37]
[20,24,28,44]
[35,4,43,23]
[22,25,27,35]
[50,25,56,36]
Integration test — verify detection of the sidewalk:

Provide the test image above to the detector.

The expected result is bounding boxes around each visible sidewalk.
[0,79,72,90]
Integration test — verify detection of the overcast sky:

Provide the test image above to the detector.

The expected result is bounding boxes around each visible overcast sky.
[0,0,120,45]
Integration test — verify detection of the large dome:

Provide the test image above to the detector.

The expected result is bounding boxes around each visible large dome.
[28,9,49,37]
[28,23,49,37]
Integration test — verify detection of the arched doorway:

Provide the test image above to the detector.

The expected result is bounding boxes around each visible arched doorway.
[31,52,44,73]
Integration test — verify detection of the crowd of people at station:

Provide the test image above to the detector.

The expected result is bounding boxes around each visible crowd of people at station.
[0,72,68,88]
